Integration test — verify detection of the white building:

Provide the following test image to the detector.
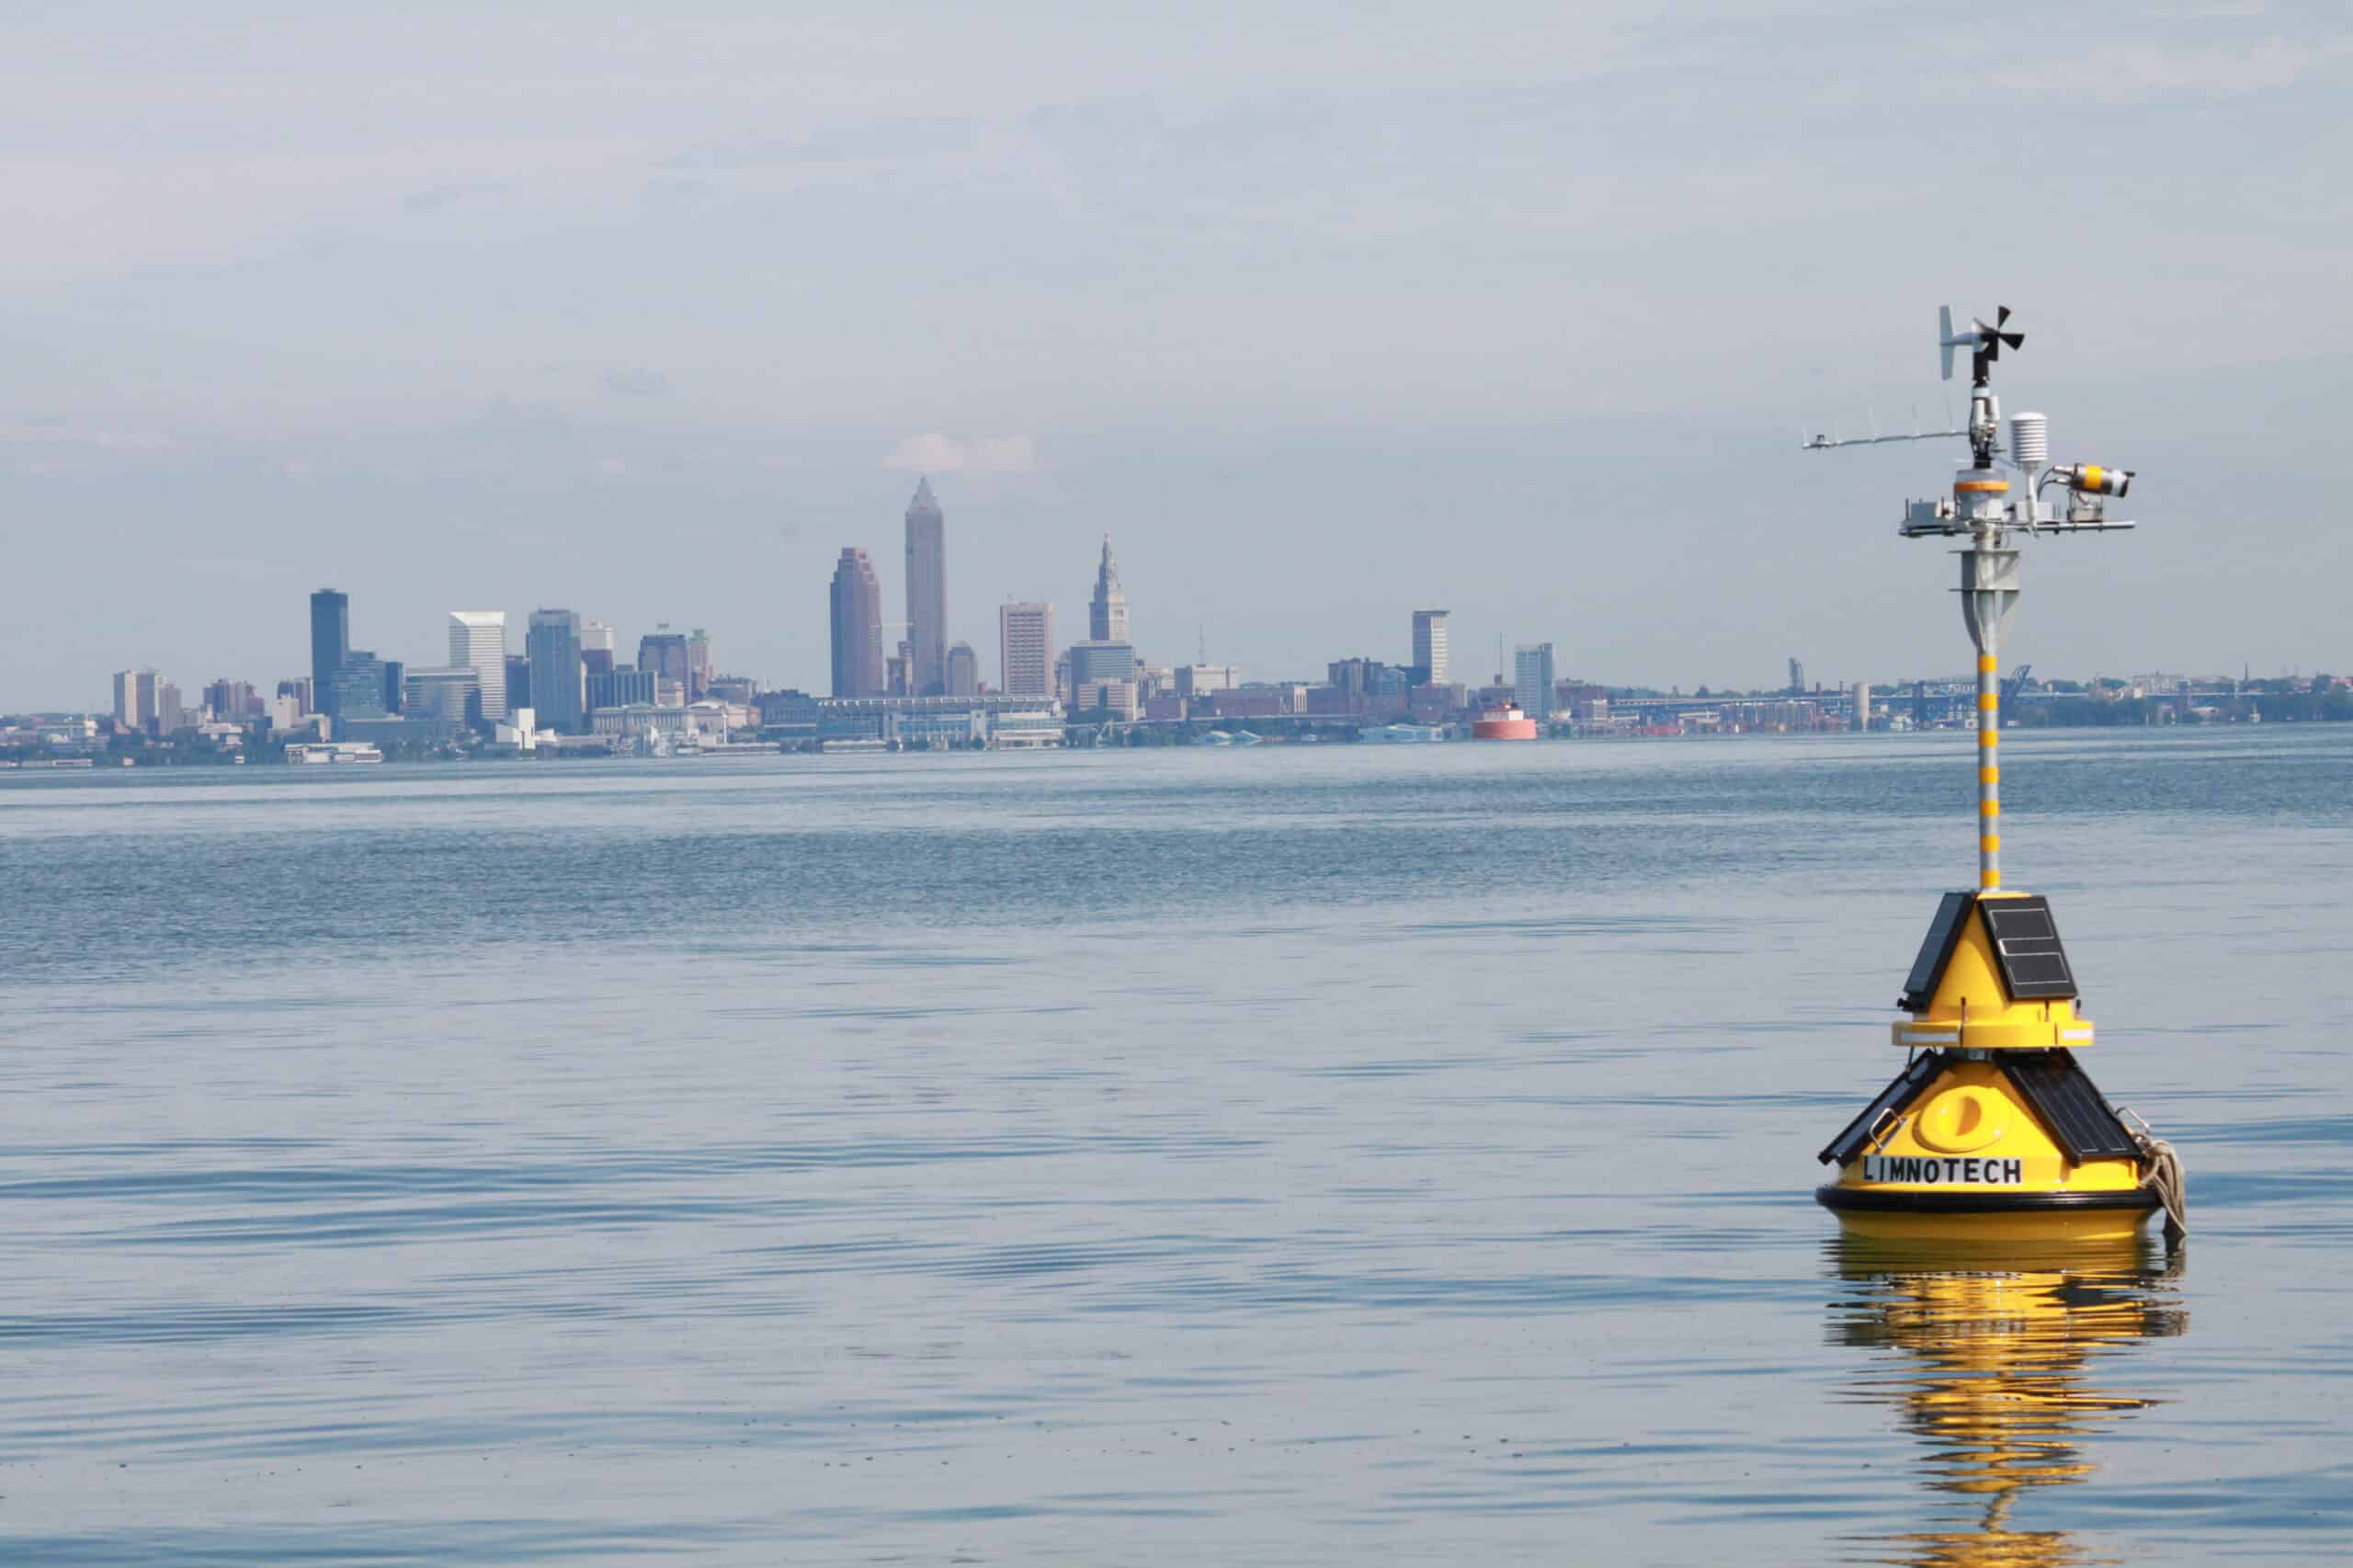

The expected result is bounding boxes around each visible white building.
[449,610,508,720]
[999,602,1054,698]
[1514,643,1556,723]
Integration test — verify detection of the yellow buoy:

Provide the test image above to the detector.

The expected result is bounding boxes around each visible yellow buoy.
[1807,304,2178,1249]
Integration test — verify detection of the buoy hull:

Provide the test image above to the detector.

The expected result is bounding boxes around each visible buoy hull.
[1816,1184,2158,1244]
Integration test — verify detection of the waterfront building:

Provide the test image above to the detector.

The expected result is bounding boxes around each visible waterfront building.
[112,667,162,733]
[527,608,585,733]
[1853,680,1872,733]
[814,694,1063,751]
[1088,535,1129,643]
[449,611,508,720]
[998,602,1054,698]
[904,479,947,695]
[331,652,392,722]
[403,665,482,726]
[946,642,978,697]
[1068,640,1136,692]
[310,588,349,718]
[585,665,657,710]
[1514,643,1557,724]
[590,703,691,737]
[829,548,885,698]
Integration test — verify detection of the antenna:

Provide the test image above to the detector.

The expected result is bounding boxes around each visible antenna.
[1808,304,2142,892]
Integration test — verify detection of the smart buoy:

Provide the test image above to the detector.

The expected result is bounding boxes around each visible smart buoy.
[1806,307,2186,1246]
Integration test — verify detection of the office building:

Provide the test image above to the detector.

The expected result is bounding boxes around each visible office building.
[1853,681,1872,733]
[639,629,691,703]
[331,652,392,721]
[113,668,162,733]
[998,602,1053,698]
[156,681,185,733]
[381,661,404,715]
[687,629,712,701]
[202,679,261,721]
[946,642,978,698]
[278,676,313,716]
[581,620,616,656]
[586,665,657,710]
[1068,641,1136,697]
[505,654,531,714]
[829,549,885,698]
[527,608,585,733]
[1412,609,1449,686]
[581,646,614,679]
[1089,535,1129,642]
[904,479,947,695]
[403,665,482,726]
[1175,665,1236,698]
[1514,643,1557,724]
[449,611,508,721]
[310,589,349,718]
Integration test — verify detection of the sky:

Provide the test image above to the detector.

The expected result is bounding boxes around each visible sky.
[4,1,2349,708]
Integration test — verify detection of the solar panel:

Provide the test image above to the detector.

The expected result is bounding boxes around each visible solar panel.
[1817,1051,1942,1166]
[1899,892,1976,1011]
[1980,895,2077,1001]
[2001,1051,2139,1161]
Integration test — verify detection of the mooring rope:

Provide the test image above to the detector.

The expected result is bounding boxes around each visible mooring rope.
[2123,1108,2188,1244]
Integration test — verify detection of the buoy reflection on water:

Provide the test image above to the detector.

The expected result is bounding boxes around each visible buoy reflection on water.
[1825,1235,2187,1567]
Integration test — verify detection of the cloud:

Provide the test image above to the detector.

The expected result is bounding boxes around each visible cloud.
[884,432,1037,475]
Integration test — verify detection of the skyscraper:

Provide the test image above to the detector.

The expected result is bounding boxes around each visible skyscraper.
[310,588,349,718]
[528,608,584,732]
[1089,535,1129,642]
[581,620,617,656]
[112,668,161,733]
[998,602,1053,698]
[332,652,392,721]
[449,610,509,721]
[1412,609,1450,686]
[946,642,979,697]
[904,479,947,695]
[1514,642,1556,724]
[637,629,690,706]
[829,547,885,699]
[687,628,712,701]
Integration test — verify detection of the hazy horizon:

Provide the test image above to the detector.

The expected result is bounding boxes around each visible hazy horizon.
[6,3,2348,708]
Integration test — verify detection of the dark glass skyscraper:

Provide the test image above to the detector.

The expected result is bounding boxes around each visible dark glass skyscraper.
[830,547,884,698]
[310,588,349,717]
[904,479,946,696]
[526,608,585,732]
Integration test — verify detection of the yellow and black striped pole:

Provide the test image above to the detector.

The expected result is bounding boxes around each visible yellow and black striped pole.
[1957,543,2019,890]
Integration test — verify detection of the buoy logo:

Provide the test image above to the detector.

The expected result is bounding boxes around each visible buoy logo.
[1860,1154,2025,1186]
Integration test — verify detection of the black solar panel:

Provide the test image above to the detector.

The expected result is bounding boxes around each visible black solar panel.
[2001,1051,2140,1161]
[1817,1051,1942,1166]
[1899,892,1976,1011]
[1981,895,2077,1001]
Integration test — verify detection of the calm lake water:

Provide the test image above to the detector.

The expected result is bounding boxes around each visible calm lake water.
[2,728,2347,1564]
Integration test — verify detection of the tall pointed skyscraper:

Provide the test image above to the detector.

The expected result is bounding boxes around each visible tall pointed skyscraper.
[904,479,947,696]
[1089,535,1129,643]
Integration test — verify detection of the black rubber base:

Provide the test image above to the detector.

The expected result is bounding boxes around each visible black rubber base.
[1816,1184,2159,1215]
